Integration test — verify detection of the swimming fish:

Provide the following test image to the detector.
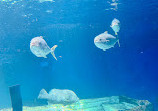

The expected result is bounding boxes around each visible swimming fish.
[38,89,79,105]
[30,36,57,60]
[94,31,120,51]
[110,18,120,35]
[39,0,55,3]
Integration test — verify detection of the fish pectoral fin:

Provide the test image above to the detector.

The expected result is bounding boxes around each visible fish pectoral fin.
[115,32,118,35]
[103,49,106,51]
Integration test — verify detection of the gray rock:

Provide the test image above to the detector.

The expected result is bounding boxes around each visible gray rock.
[65,96,153,111]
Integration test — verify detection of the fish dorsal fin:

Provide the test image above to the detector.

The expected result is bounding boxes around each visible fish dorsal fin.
[104,31,108,34]
[40,36,43,38]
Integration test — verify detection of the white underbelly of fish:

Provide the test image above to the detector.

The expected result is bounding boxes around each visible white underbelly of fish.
[30,46,50,57]
[95,42,115,50]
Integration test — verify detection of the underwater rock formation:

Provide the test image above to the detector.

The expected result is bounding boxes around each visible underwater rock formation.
[0,96,153,111]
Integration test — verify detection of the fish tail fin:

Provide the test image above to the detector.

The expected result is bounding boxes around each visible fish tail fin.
[51,45,58,60]
[38,89,49,100]
[118,40,120,47]
[116,34,120,47]
[104,31,108,34]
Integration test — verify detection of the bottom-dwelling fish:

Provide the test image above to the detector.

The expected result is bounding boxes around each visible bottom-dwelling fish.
[38,89,79,105]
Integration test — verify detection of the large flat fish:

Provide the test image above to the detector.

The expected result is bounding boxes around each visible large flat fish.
[30,36,57,60]
[94,31,119,51]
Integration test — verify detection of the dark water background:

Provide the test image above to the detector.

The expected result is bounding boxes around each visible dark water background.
[0,0,158,110]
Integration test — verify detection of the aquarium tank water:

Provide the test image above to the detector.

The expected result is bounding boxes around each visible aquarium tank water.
[0,0,157,110]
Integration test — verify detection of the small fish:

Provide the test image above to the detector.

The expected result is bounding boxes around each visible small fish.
[110,18,120,35]
[39,0,55,3]
[94,31,120,51]
[30,36,57,60]
[110,2,118,7]
[38,89,79,105]
[112,0,116,2]
[46,10,53,13]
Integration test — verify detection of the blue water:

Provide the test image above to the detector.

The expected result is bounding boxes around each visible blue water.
[0,0,158,110]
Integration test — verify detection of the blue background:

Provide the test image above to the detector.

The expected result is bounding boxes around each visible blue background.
[0,0,158,110]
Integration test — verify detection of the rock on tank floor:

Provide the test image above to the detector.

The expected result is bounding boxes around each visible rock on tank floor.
[0,96,153,111]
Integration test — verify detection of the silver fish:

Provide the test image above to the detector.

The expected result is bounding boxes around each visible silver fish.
[30,36,57,60]
[94,31,120,51]
[110,18,120,35]
[39,0,55,3]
